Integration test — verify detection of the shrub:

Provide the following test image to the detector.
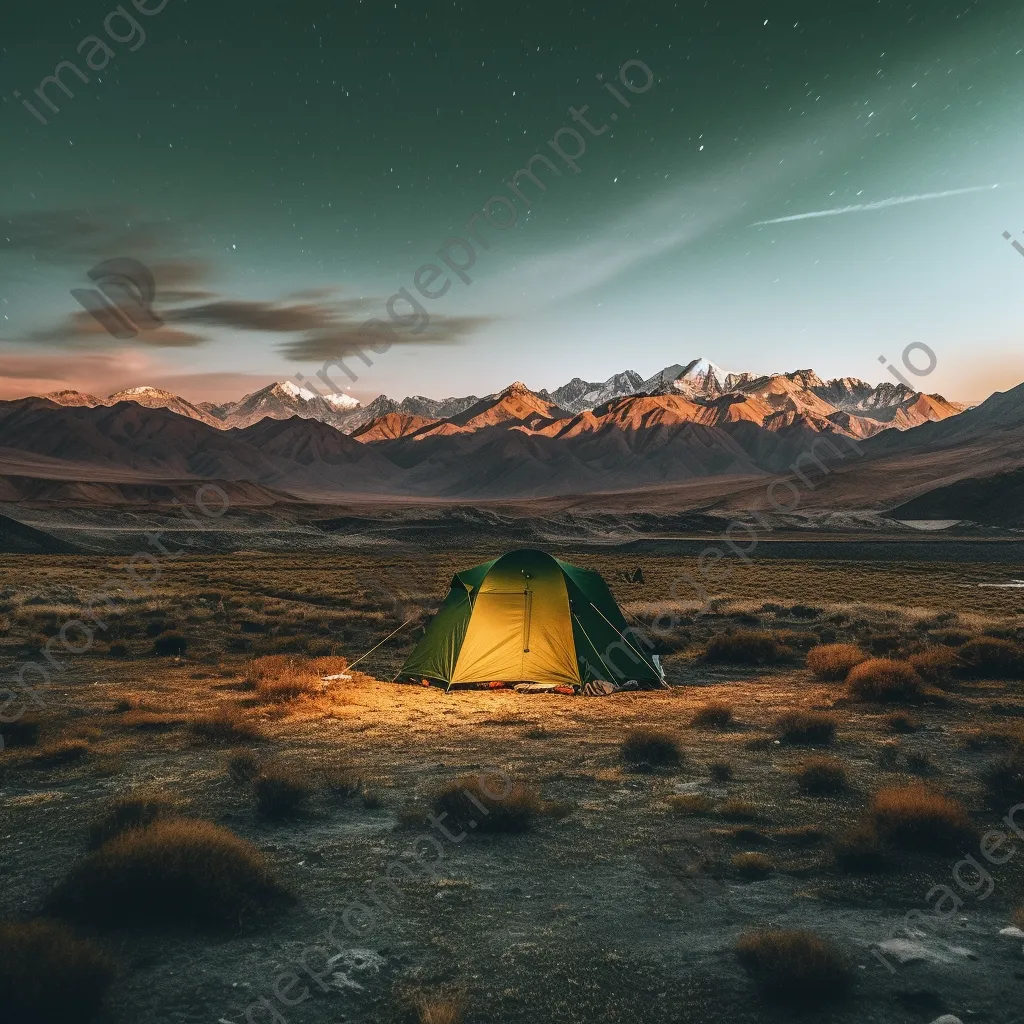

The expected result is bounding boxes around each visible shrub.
[153,632,187,657]
[189,707,263,744]
[47,818,288,928]
[772,630,818,651]
[704,631,789,665]
[0,920,114,1023]
[228,750,261,784]
[796,756,848,795]
[910,645,961,686]
[886,712,919,734]
[806,643,866,681]
[982,746,1024,808]
[868,632,906,656]
[254,767,314,819]
[432,774,544,834]
[690,702,733,729]
[732,852,773,880]
[833,823,887,873]
[400,987,468,1024]
[0,716,41,748]
[928,628,972,647]
[621,729,682,771]
[735,929,853,1005]
[958,637,1024,679]
[667,794,714,815]
[29,739,89,767]
[1015,906,1024,930]
[709,761,733,783]
[720,799,759,821]
[244,654,345,701]
[107,642,129,657]
[788,604,822,620]
[868,784,974,853]
[847,659,924,703]
[775,712,836,745]
[87,794,177,850]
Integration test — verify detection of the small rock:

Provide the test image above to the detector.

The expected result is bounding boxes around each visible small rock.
[927,1016,964,1024]
[999,926,1024,939]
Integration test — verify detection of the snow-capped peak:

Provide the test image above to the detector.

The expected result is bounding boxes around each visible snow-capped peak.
[322,391,361,411]
[678,358,731,385]
[112,385,164,397]
[276,380,320,401]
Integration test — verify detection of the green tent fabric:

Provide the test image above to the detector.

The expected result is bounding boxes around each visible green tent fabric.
[398,549,665,690]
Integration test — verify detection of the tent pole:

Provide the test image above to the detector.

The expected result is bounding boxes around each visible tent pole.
[571,612,617,682]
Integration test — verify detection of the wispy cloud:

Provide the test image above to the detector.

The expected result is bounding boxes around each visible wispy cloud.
[751,184,1001,226]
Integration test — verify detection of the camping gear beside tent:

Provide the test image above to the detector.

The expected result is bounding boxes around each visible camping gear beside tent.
[397,549,666,692]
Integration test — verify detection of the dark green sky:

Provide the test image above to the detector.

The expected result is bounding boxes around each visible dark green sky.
[2,0,1023,403]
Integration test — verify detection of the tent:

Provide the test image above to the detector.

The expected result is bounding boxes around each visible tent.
[397,549,666,691]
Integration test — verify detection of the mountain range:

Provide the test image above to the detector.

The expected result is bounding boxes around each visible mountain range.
[38,358,967,438]
[2,359,1015,511]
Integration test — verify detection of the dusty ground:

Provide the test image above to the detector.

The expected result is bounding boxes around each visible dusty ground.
[1,550,1023,1023]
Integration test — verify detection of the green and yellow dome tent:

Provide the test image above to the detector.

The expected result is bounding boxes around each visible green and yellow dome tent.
[397,549,666,691]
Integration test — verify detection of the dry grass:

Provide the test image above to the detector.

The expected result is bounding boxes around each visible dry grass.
[432,775,547,834]
[87,793,179,850]
[1014,906,1024,930]
[228,749,261,783]
[119,711,186,732]
[720,799,759,822]
[732,851,773,879]
[189,706,264,744]
[833,823,887,873]
[254,766,314,818]
[868,783,974,853]
[0,716,41,748]
[620,729,682,771]
[909,645,961,686]
[982,745,1024,808]
[957,636,1024,679]
[0,920,115,1023]
[690,701,733,729]
[709,760,733,782]
[400,986,468,1024]
[704,630,790,665]
[736,929,853,1005]
[245,654,351,702]
[46,818,289,928]
[795,756,848,795]
[806,643,866,681]
[153,632,187,657]
[847,659,924,703]
[885,711,919,734]
[775,711,837,745]
[27,738,89,767]
[666,794,714,815]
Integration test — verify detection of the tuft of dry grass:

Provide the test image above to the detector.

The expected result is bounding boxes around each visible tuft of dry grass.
[27,739,89,767]
[432,775,548,834]
[46,818,289,928]
[957,636,1024,679]
[254,766,314,819]
[153,632,187,657]
[87,793,179,850]
[667,794,714,815]
[228,749,261,784]
[704,630,790,665]
[982,745,1024,808]
[720,799,759,822]
[736,929,853,1005]
[189,706,264,744]
[1014,906,1024,930]
[847,659,924,703]
[0,920,114,1023]
[796,756,848,795]
[620,729,682,771]
[709,760,733,782]
[806,643,866,681]
[690,701,733,729]
[732,851,773,879]
[0,716,41,748]
[868,783,974,853]
[833,823,887,873]
[245,654,350,702]
[775,711,837,746]
[399,986,468,1024]
[119,711,186,732]
[885,711,919,734]
[909,645,961,686]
